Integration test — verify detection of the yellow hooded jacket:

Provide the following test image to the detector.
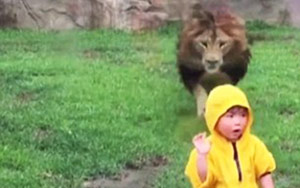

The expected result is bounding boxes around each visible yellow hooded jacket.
[185,85,276,188]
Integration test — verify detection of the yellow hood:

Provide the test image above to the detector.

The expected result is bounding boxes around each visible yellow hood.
[204,84,253,140]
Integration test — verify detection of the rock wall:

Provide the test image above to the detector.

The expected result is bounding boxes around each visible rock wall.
[0,0,299,30]
[0,0,168,30]
[0,0,17,27]
[166,0,294,25]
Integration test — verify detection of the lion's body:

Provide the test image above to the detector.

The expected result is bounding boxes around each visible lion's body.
[177,4,251,116]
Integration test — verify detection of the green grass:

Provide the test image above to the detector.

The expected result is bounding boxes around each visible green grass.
[0,22,300,187]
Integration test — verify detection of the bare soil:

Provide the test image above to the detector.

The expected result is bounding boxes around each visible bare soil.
[82,156,168,188]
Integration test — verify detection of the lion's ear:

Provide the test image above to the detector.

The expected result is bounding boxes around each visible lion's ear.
[235,16,245,27]
[184,18,200,28]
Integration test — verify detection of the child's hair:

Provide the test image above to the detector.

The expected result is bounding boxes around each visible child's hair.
[225,105,248,113]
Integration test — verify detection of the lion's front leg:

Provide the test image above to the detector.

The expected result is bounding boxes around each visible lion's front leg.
[193,85,208,117]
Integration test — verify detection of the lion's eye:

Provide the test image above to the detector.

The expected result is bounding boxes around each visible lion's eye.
[201,42,208,48]
[219,41,226,48]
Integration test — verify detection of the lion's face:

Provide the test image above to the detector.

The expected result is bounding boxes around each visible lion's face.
[193,29,234,73]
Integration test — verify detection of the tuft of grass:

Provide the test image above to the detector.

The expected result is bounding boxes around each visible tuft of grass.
[246,20,278,31]
[0,24,300,188]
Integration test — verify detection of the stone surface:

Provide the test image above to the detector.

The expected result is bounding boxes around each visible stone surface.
[287,0,300,27]
[166,0,300,27]
[0,0,299,30]
[0,0,17,27]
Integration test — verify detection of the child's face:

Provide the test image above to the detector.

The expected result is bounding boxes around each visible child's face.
[216,106,248,142]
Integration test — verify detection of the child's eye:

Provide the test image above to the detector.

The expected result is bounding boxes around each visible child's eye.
[241,113,247,117]
[226,114,234,118]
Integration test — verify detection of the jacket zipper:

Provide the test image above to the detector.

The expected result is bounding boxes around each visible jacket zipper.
[232,142,242,182]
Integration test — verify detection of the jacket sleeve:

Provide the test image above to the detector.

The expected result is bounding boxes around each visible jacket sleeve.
[185,149,215,188]
[253,137,276,179]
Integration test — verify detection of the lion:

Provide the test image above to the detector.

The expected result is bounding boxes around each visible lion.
[177,4,251,116]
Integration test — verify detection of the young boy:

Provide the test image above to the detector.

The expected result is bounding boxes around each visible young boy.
[185,84,276,188]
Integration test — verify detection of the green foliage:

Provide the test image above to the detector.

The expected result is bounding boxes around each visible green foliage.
[0,24,300,187]
[157,21,182,36]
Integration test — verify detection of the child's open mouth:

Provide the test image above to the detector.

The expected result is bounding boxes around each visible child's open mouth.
[233,129,241,133]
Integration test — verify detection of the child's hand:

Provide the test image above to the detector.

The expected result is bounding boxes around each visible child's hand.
[193,132,211,155]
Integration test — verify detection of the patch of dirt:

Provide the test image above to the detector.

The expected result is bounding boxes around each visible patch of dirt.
[279,108,296,117]
[82,156,168,188]
[34,127,52,141]
[82,47,125,60]
[291,49,300,56]
[16,91,36,104]
[83,50,101,59]
[33,126,54,151]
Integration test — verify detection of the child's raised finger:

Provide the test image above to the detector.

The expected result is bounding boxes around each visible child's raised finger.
[193,132,206,141]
